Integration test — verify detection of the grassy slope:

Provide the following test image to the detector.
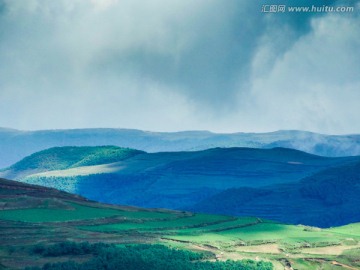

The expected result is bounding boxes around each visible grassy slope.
[1,179,360,270]
[0,202,175,223]
[6,146,144,172]
[328,223,360,237]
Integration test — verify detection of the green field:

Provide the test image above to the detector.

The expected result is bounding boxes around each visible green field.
[165,222,348,247]
[80,215,352,246]
[326,223,360,237]
[80,213,233,232]
[0,202,174,223]
[78,213,360,270]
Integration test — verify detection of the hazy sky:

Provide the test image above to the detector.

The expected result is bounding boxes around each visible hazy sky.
[0,0,359,134]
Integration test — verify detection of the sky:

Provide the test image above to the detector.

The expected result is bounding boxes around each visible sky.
[0,0,359,134]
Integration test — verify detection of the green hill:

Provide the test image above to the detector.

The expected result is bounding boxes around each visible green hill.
[2,146,144,178]
[1,178,360,270]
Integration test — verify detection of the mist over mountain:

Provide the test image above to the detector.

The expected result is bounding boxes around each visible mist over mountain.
[1,128,360,168]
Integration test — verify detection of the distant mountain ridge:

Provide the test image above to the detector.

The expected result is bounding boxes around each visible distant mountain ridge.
[1,127,360,168]
[3,145,360,227]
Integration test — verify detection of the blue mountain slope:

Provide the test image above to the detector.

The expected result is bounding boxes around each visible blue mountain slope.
[189,161,360,227]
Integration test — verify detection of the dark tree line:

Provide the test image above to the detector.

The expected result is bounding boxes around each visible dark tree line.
[26,243,273,270]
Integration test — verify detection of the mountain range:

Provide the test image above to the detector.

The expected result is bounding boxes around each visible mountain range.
[1,127,360,168]
[2,145,360,227]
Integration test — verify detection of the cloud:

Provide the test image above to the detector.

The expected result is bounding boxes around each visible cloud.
[245,12,360,134]
[0,0,359,133]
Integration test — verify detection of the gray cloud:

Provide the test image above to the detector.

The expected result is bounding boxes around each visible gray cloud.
[0,0,359,133]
